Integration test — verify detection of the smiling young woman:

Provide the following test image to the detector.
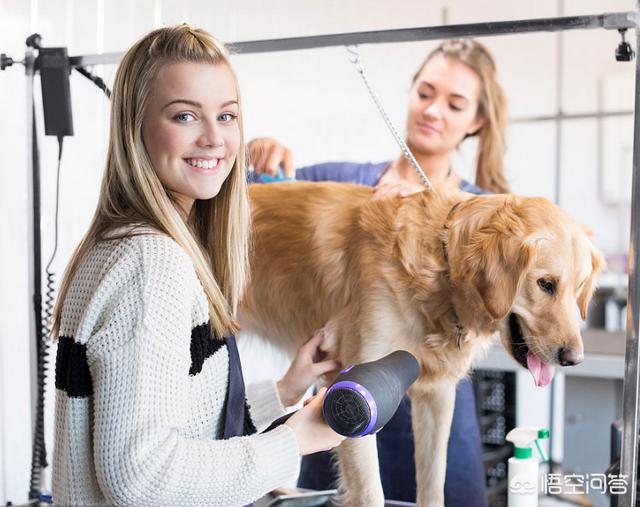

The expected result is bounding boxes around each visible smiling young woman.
[50,24,344,506]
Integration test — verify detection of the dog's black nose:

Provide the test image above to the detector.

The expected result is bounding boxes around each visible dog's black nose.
[558,347,583,366]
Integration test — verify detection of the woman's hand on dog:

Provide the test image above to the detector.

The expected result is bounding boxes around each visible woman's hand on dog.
[248,136,425,201]
[277,329,341,407]
[285,387,346,454]
[248,137,295,178]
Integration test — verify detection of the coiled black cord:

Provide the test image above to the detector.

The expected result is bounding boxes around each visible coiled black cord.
[28,134,63,502]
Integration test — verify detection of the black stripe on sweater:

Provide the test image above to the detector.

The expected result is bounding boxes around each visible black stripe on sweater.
[55,336,93,398]
[244,399,257,435]
[189,322,225,376]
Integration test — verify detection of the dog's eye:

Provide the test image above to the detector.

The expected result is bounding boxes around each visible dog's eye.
[537,278,556,295]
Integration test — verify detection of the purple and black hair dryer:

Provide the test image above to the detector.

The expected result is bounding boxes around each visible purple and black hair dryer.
[265,350,419,438]
[323,350,420,437]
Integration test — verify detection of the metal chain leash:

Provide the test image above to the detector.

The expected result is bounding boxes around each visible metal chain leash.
[346,45,432,190]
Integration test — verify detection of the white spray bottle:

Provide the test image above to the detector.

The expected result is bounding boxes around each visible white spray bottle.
[505,427,549,507]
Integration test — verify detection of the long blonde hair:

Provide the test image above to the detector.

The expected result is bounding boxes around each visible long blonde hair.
[414,39,509,194]
[52,24,249,340]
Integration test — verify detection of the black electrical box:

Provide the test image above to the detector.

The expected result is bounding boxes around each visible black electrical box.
[38,47,73,137]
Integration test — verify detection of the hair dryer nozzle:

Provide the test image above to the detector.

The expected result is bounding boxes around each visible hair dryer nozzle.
[323,350,419,437]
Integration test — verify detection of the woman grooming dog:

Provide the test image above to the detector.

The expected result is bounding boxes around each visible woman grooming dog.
[248,39,508,506]
[50,25,345,506]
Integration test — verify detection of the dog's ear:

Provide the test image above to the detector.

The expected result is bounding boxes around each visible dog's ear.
[448,197,536,321]
[577,247,606,320]
[472,236,535,320]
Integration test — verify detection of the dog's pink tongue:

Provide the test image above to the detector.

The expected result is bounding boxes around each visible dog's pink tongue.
[526,351,555,387]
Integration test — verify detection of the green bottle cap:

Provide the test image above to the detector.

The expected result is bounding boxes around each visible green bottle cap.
[538,429,550,439]
[514,446,532,459]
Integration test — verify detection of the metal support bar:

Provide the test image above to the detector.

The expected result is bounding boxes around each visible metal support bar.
[65,11,636,67]
[619,2,640,505]
[231,11,637,54]
[24,46,41,499]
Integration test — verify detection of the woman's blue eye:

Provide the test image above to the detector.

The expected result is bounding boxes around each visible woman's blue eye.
[218,112,237,122]
[175,112,195,122]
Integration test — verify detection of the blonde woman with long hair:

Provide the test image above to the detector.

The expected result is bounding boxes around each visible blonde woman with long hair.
[51,25,343,506]
[248,39,507,506]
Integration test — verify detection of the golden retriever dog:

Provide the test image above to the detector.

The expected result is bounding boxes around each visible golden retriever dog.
[239,181,605,507]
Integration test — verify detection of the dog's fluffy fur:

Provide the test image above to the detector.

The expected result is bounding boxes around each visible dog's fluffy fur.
[239,181,605,506]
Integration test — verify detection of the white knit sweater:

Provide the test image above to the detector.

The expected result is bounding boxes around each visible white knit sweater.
[52,230,300,506]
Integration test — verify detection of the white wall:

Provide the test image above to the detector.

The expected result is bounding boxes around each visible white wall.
[0,0,636,503]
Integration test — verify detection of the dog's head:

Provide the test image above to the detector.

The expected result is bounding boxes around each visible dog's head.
[446,194,605,386]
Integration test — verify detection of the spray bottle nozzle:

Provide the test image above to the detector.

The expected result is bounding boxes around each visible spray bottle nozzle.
[506,427,550,462]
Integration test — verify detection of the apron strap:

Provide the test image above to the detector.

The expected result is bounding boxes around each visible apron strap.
[222,334,254,506]
[223,335,251,439]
